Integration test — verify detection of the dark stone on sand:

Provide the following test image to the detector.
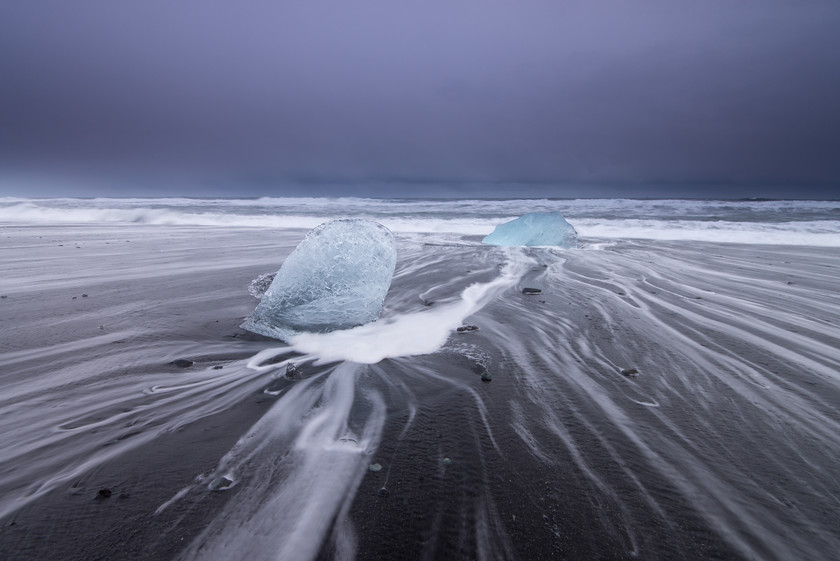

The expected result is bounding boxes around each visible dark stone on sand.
[0,295,6,299]
[97,488,112,498]
[72,296,77,300]
[208,476,233,491]
[480,371,492,382]
[212,365,223,370]
[522,287,542,295]
[170,359,194,368]
[457,325,479,332]
[82,294,88,298]
[378,487,390,497]
[620,367,639,377]
[285,364,299,378]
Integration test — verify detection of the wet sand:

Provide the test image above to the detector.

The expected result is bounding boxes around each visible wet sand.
[1,224,839,560]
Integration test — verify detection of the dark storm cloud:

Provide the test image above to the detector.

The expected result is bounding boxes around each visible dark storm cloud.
[1,0,839,196]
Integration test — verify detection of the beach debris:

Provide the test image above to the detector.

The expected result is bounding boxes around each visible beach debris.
[378,487,390,497]
[212,365,223,370]
[482,212,577,248]
[72,296,77,300]
[242,219,397,342]
[442,457,452,465]
[170,358,194,368]
[457,325,479,332]
[82,294,88,298]
[0,295,6,299]
[248,272,276,299]
[369,463,382,472]
[285,363,299,378]
[522,287,542,295]
[620,367,639,377]
[209,475,234,491]
[97,488,112,499]
[98,325,104,330]
[480,370,493,382]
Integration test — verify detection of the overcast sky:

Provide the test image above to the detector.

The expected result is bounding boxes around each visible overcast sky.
[1,1,839,198]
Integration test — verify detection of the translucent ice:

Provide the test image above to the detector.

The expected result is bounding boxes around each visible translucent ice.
[241,219,397,341]
[248,272,276,299]
[482,212,577,248]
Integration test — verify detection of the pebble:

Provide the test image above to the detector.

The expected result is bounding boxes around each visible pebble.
[212,365,223,370]
[97,488,112,498]
[480,371,492,382]
[170,359,194,368]
[457,325,479,332]
[620,367,639,377]
[522,287,542,295]
[369,463,382,472]
[209,476,233,491]
[378,487,390,497]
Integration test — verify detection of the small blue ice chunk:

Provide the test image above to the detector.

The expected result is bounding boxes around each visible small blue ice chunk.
[241,219,397,341]
[482,212,577,248]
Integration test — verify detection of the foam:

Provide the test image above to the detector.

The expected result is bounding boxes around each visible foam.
[290,252,531,363]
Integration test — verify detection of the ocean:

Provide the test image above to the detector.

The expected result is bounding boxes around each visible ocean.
[1,197,839,560]
[2,196,840,245]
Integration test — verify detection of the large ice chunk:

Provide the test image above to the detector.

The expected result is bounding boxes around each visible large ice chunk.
[482,212,577,248]
[241,219,397,341]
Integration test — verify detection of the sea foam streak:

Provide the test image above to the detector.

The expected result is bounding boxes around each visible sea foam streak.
[290,250,531,363]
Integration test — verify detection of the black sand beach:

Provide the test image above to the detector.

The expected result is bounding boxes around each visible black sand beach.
[1,224,839,560]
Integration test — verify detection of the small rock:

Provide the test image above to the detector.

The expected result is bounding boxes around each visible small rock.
[72,296,77,300]
[377,487,390,497]
[0,295,6,299]
[522,288,542,295]
[457,325,479,333]
[170,359,194,368]
[369,463,382,472]
[99,325,104,330]
[285,364,299,378]
[442,457,452,465]
[97,488,112,498]
[212,365,223,370]
[82,294,88,298]
[209,476,233,491]
[620,367,639,377]
[480,371,492,382]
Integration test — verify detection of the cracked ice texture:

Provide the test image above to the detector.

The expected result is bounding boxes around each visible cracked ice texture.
[482,212,577,248]
[241,219,397,341]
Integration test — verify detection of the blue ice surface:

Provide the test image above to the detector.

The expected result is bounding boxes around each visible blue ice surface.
[482,212,578,248]
[241,219,397,341]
